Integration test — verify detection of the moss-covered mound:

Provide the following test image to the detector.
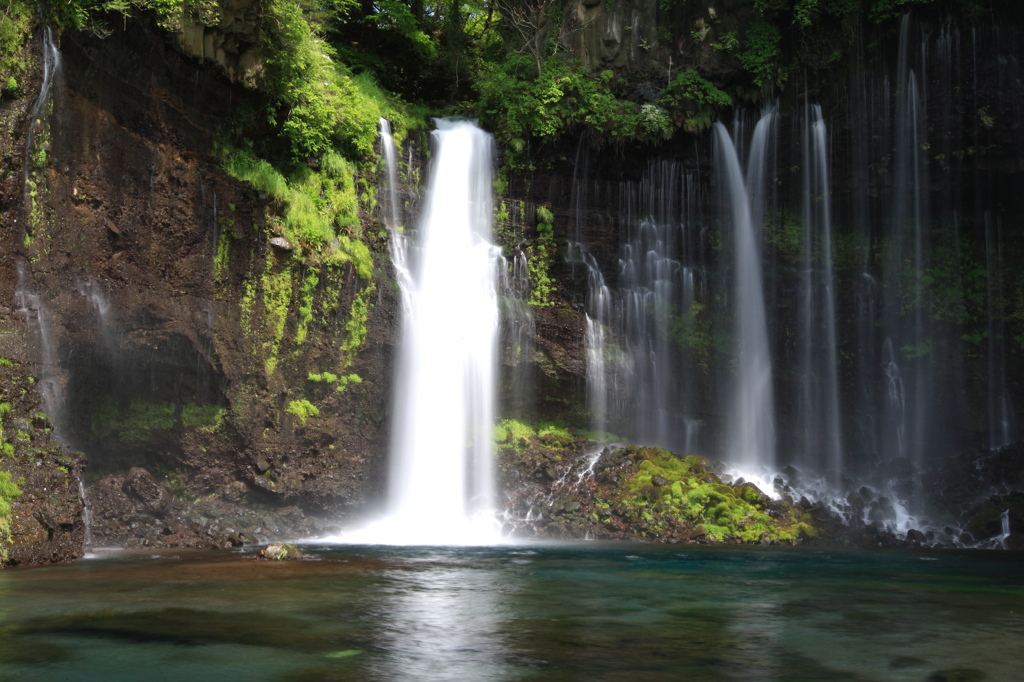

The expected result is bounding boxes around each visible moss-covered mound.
[499,432,818,544]
[588,447,817,544]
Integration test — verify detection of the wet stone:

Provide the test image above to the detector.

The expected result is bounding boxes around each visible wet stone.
[906,528,927,545]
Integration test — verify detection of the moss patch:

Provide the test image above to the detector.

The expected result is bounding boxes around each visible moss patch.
[595,447,817,543]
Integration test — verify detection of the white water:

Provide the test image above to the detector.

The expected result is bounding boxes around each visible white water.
[23,27,60,195]
[14,262,62,424]
[378,118,402,231]
[501,247,534,413]
[797,104,843,478]
[335,120,502,545]
[714,116,776,469]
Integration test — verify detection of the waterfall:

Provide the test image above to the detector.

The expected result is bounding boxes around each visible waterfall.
[13,262,62,428]
[23,27,60,198]
[77,278,118,357]
[78,479,93,552]
[985,215,1015,449]
[378,118,402,231]
[584,252,612,440]
[796,104,843,478]
[574,161,704,451]
[883,12,931,468]
[714,115,776,469]
[501,247,534,416]
[340,119,501,544]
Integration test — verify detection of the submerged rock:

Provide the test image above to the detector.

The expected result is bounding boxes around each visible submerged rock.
[929,668,988,682]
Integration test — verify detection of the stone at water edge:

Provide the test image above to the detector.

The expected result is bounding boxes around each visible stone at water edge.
[905,528,927,546]
[257,543,303,560]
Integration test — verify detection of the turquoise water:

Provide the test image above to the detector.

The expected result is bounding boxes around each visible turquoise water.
[1,544,1021,680]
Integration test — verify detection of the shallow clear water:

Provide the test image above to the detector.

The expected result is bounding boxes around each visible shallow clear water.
[1,544,1021,681]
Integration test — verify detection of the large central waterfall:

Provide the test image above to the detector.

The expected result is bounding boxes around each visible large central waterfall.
[347,119,502,545]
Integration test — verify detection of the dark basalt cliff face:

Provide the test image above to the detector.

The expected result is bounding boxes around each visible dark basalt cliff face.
[3,3,1024,562]
[2,21,404,559]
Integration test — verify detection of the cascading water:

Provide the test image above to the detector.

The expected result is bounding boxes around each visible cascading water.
[714,115,776,470]
[882,12,931,469]
[378,118,402,231]
[339,119,501,545]
[985,215,1015,449]
[13,263,62,429]
[500,247,535,415]
[23,26,60,198]
[575,161,705,451]
[796,104,843,478]
[583,253,612,440]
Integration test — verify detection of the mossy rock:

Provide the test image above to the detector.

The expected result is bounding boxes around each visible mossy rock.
[737,482,769,506]
[596,446,818,544]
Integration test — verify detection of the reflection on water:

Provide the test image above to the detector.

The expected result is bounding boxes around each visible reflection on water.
[372,554,520,681]
[0,545,1022,681]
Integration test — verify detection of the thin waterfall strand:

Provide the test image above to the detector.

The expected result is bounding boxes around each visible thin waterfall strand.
[715,118,776,469]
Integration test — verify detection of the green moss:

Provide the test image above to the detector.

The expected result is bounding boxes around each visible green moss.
[0,469,23,563]
[181,404,224,432]
[341,285,374,368]
[89,396,118,438]
[0,1,32,96]
[670,300,715,372]
[262,251,294,376]
[286,399,319,426]
[294,267,319,347]
[117,401,176,445]
[335,374,362,392]
[765,213,802,264]
[496,419,537,450]
[602,447,817,544]
[493,424,509,443]
[527,206,557,306]
[240,279,256,336]
[579,428,620,443]
[217,145,371,271]
[537,420,574,449]
[213,224,233,280]
[92,398,175,443]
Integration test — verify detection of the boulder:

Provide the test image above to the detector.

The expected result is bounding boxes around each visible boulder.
[122,467,170,514]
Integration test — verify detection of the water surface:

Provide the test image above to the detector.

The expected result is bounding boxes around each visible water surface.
[1,544,1021,680]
